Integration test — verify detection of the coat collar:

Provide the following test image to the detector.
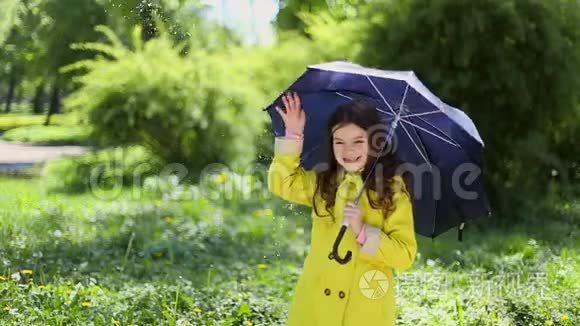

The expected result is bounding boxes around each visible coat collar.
[335,166,365,204]
[336,166,363,183]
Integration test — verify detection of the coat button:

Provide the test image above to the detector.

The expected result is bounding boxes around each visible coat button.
[324,288,331,296]
[328,252,334,260]
[339,291,345,299]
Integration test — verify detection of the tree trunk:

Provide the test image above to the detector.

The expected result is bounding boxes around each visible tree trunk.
[44,82,61,126]
[32,83,45,114]
[4,73,16,113]
[14,84,22,106]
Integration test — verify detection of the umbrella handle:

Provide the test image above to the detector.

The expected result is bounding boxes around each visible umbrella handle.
[331,225,352,264]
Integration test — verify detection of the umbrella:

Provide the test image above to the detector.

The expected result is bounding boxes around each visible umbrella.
[264,61,491,263]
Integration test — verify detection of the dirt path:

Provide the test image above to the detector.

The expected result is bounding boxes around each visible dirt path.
[0,139,90,171]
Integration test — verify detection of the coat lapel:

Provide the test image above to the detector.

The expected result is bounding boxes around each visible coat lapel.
[334,167,365,225]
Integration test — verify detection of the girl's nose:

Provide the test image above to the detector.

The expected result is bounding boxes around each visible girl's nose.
[345,147,358,155]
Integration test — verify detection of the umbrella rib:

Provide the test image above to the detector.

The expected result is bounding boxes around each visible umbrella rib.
[374,107,395,116]
[399,121,432,167]
[335,91,352,100]
[398,84,410,116]
[365,75,397,115]
[337,91,395,117]
[401,110,441,118]
[415,115,465,149]
[400,119,460,147]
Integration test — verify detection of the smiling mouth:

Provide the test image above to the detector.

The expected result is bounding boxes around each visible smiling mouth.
[344,156,361,163]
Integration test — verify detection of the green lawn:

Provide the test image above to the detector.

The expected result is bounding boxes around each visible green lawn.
[0,175,578,325]
[0,113,78,131]
[1,125,93,145]
[0,113,93,146]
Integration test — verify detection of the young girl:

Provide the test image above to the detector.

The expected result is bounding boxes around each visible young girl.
[269,92,417,325]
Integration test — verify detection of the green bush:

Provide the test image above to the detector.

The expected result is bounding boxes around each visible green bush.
[62,25,265,180]
[360,0,580,221]
[41,145,162,193]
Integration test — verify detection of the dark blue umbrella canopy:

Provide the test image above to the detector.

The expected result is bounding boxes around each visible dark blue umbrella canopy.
[264,61,491,240]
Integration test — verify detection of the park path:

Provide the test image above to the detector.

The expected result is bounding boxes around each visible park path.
[0,138,90,172]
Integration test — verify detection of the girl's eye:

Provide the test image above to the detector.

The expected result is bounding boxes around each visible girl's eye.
[355,140,364,144]
[334,141,344,145]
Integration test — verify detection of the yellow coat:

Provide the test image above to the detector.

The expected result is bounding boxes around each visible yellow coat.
[268,137,418,326]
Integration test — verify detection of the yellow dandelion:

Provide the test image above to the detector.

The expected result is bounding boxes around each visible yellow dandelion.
[245,321,254,326]
[253,209,262,217]
[560,314,570,322]
[263,208,273,216]
[21,269,33,275]
[0,276,8,281]
[257,264,268,269]
[164,216,174,224]
[81,301,91,307]
[3,306,10,311]
[193,307,202,313]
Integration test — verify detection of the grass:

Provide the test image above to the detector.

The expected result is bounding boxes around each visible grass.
[0,113,92,146]
[0,176,303,325]
[0,175,578,325]
[0,113,79,132]
[1,125,93,145]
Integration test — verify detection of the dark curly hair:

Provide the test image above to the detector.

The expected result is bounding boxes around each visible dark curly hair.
[310,98,405,223]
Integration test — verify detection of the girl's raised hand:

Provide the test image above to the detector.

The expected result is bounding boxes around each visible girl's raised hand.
[275,92,305,136]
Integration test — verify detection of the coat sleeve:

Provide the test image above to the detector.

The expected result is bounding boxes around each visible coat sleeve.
[357,176,417,271]
[267,137,317,207]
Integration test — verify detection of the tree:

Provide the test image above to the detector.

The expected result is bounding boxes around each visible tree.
[0,0,20,45]
[276,0,372,35]
[36,0,108,124]
[0,0,28,113]
[359,0,580,220]
[276,0,329,33]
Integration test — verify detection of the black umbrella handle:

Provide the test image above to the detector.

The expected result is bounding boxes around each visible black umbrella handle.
[331,225,352,264]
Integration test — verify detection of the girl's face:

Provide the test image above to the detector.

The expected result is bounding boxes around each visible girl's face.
[332,123,369,172]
